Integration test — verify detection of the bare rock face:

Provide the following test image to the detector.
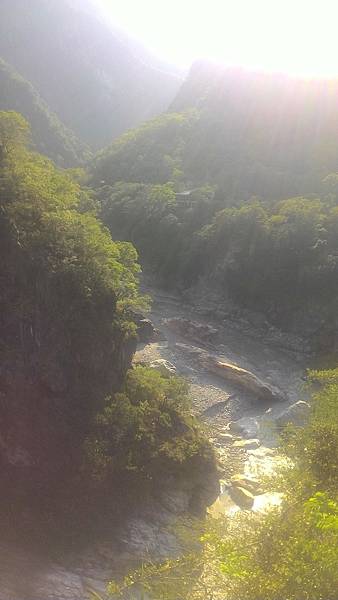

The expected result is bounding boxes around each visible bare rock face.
[135,317,156,343]
[124,515,181,560]
[132,310,164,343]
[202,355,286,403]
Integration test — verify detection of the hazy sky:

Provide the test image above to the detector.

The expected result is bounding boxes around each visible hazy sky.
[99,0,338,77]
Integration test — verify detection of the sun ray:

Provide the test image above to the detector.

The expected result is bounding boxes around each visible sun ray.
[98,0,338,77]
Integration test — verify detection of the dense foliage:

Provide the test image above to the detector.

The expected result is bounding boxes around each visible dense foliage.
[93,66,338,345]
[0,111,144,490]
[85,366,214,487]
[93,65,338,199]
[98,179,338,341]
[0,58,89,166]
[0,112,213,528]
[109,368,338,600]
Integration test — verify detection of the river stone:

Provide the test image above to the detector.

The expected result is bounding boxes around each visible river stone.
[233,438,260,450]
[201,355,286,402]
[165,318,218,343]
[228,417,259,438]
[230,475,262,495]
[148,359,177,377]
[275,401,311,428]
[228,486,255,510]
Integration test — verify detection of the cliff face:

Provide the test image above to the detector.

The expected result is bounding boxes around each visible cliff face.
[0,310,137,499]
[0,111,143,516]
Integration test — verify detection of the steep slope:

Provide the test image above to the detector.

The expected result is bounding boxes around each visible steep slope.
[92,64,338,347]
[0,112,216,543]
[93,62,338,200]
[0,58,89,166]
[0,111,141,506]
[0,0,182,149]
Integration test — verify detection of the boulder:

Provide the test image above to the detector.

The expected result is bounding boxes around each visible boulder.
[148,359,177,377]
[202,355,285,402]
[137,318,156,343]
[228,417,260,439]
[230,474,262,495]
[275,401,311,428]
[165,318,218,344]
[228,485,255,510]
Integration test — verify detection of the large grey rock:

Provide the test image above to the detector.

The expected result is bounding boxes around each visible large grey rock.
[165,318,218,344]
[275,401,311,428]
[148,359,177,377]
[123,517,180,559]
[136,318,156,343]
[230,474,263,495]
[228,417,260,438]
[202,355,286,402]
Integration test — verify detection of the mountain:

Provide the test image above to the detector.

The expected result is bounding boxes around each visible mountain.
[92,64,338,346]
[0,58,89,166]
[93,61,338,200]
[0,0,182,150]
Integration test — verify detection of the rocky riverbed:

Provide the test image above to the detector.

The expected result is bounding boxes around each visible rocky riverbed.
[0,284,310,599]
[134,284,309,513]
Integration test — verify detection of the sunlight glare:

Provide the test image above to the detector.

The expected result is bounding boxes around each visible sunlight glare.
[99,0,338,77]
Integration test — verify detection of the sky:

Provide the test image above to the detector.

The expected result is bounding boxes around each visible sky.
[98,0,338,77]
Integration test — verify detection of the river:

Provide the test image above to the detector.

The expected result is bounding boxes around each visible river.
[0,283,308,599]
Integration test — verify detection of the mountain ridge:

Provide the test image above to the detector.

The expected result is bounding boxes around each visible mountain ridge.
[0,0,182,150]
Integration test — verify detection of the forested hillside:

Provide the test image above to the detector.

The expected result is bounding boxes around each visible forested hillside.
[94,63,338,198]
[0,0,182,150]
[0,111,213,532]
[93,64,338,348]
[0,3,337,595]
[0,59,88,166]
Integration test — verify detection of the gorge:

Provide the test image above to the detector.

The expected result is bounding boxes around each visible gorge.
[0,1,337,598]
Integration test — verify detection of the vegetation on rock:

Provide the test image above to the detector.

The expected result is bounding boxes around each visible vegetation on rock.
[85,365,215,488]
[0,111,214,529]
[109,368,338,600]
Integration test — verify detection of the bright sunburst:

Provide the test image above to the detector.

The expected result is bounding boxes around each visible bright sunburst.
[99,0,338,77]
